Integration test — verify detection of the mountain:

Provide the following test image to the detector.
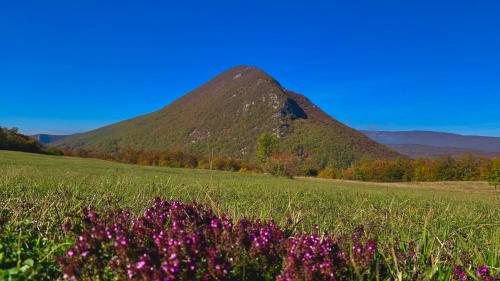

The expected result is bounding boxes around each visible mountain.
[385,144,500,158]
[56,66,400,167]
[362,130,500,158]
[31,134,70,145]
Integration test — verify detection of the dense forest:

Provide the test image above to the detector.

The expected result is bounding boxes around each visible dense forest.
[0,127,63,155]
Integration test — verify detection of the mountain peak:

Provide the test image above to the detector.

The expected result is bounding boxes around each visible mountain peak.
[215,65,277,85]
[56,66,401,167]
[226,65,265,74]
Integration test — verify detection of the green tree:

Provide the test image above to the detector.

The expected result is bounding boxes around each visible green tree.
[256,133,279,163]
[488,158,500,190]
[0,127,6,149]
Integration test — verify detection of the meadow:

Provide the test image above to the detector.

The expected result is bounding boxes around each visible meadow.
[1,150,499,280]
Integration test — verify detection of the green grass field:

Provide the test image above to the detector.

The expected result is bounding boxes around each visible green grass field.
[1,150,500,279]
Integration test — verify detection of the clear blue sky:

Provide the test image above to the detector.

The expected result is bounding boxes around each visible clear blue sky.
[1,1,499,136]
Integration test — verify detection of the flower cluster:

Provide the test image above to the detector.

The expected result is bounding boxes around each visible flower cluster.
[277,225,378,281]
[453,265,495,281]
[277,232,345,281]
[59,199,288,280]
[58,198,498,281]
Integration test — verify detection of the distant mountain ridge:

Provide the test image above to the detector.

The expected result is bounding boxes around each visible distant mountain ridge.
[31,134,70,145]
[362,130,500,158]
[55,66,400,167]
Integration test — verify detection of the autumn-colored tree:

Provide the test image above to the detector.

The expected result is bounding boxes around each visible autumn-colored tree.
[137,151,159,166]
[383,158,413,182]
[72,148,91,158]
[116,148,140,164]
[456,154,481,180]
[349,158,413,182]
[211,157,242,171]
[318,166,341,179]
[435,156,458,181]
[264,152,298,178]
[488,158,500,190]
[413,158,436,181]
[342,167,355,180]
[479,158,493,180]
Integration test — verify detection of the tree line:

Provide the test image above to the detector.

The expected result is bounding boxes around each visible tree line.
[256,133,500,187]
[64,148,259,173]
[0,127,62,155]
[64,133,500,187]
[2,127,498,186]
[318,155,500,183]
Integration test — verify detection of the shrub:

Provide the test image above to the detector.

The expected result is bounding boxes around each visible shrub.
[318,166,338,179]
[41,146,64,156]
[300,161,319,177]
[212,157,242,171]
[263,153,298,178]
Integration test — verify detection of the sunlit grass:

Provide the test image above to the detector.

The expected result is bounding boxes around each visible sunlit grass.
[1,150,499,279]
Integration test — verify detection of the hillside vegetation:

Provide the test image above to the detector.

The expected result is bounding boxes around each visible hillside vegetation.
[56,66,400,168]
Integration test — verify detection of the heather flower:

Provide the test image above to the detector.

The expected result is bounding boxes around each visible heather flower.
[62,220,72,232]
[477,265,490,277]
[57,197,496,281]
[278,232,347,281]
[453,266,468,281]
